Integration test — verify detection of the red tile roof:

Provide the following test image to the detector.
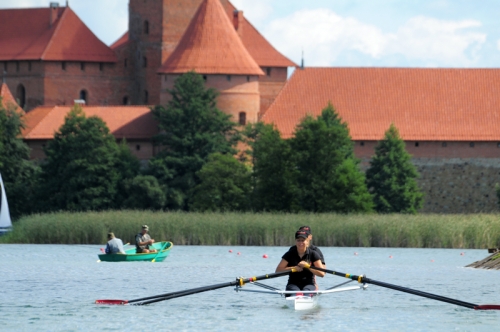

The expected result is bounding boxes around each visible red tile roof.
[158,0,263,75]
[110,32,130,50]
[0,7,117,62]
[22,106,157,140]
[225,2,296,68]
[0,83,20,110]
[262,67,500,141]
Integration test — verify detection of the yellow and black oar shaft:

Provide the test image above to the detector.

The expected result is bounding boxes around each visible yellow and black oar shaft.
[96,269,294,306]
[304,264,500,310]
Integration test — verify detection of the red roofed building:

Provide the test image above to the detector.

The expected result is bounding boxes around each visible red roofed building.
[263,68,500,213]
[0,4,120,110]
[158,0,264,124]
[22,105,157,161]
[0,0,295,115]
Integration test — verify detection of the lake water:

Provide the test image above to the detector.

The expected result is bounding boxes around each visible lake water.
[0,244,499,331]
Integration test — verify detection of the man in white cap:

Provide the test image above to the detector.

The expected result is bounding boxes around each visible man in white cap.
[135,225,157,253]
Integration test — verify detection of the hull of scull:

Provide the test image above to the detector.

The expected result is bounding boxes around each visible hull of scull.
[286,294,319,310]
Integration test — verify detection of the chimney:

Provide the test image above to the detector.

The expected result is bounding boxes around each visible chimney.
[233,10,244,38]
[50,2,59,27]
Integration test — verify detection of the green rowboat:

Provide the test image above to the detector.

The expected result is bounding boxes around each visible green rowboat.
[98,241,173,262]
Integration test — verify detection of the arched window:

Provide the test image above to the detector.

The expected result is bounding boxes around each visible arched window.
[144,90,149,104]
[239,112,246,126]
[16,84,26,108]
[80,90,88,104]
[143,57,148,68]
[144,20,149,34]
[123,96,129,105]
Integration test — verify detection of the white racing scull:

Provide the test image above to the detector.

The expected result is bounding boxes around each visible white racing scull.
[235,280,368,310]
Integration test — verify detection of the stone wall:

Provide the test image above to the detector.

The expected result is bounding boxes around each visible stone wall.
[360,157,500,213]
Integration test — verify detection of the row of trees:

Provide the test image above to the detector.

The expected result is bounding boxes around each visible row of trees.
[0,72,423,219]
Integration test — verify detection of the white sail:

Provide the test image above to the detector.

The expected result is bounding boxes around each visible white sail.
[0,172,13,233]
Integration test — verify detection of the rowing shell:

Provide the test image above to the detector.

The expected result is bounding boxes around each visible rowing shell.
[235,281,367,310]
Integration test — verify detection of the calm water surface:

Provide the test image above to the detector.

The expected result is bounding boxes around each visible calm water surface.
[0,245,499,331]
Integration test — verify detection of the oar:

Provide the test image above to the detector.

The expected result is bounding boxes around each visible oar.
[304,264,500,310]
[95,269,295,305]
[151,242,168,263]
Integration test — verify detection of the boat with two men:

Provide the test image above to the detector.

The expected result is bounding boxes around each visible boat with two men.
[98,241,173,262]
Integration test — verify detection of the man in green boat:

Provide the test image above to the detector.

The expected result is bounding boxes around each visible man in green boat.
[135,225,157,253]
[105,233,126,254]
[276,230,326,296]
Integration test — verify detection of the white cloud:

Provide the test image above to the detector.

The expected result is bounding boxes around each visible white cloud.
[497,39,500,51]
[264,9,486,67]
[386,16,486,65]
[230,0,273,25]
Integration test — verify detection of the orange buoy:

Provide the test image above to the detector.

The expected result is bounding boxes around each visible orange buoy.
[263,254,268,258]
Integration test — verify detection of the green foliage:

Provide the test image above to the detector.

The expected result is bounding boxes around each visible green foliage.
[3,211,500,248]
[245,122,299,211]
[114,140,141,207]
[0,98,40,219]
[121,175,166,210]
[189,153,251,211]
[366,123,424,213]
[496,184,500,210]
[290,103,373,212]
[149,71,239,210]
[37,106,122,212]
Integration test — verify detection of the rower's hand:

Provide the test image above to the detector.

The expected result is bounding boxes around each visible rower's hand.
[297,261,309,268]
[294,266,303,272]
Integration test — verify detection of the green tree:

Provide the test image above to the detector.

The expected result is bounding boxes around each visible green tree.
[149,71,239,210]
[245,122,298,211]
[190,153,251,212]
[38,106,121,212]
[0,98,40,218]
[366,123,423,213]
[121,175,166,210]
[290,103,373,212]
[114,140,142,207]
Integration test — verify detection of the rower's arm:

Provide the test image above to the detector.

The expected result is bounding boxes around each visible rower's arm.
[310,260,326,277]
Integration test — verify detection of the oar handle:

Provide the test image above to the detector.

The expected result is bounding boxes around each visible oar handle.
[304,264,481,310]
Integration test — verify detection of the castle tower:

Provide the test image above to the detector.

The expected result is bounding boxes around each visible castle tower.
[157,0,264,125]
[128,0,229,106]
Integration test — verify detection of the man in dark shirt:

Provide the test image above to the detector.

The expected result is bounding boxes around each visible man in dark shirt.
[135,225,157,253]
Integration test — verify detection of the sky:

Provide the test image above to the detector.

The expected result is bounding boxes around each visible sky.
[1,0,499,68]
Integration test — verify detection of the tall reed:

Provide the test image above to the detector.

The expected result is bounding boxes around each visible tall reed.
[1,211,500,248]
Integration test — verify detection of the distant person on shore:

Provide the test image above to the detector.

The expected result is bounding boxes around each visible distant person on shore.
[135,225,157,253]
[289,226,326,267]
[105,233,125,254]
[276,230,325,296]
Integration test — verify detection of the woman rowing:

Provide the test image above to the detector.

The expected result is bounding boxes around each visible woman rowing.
[275,230,325,296]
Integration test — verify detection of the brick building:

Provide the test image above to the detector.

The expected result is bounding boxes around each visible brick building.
[0,0,294,115]
[262,68,500,213]
[1,0,500,213]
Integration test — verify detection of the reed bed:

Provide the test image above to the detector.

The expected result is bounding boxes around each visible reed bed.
[1,211,500,248]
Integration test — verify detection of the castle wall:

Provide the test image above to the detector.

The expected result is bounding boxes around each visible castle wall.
[258,67,288,117]
[357,141,500,213]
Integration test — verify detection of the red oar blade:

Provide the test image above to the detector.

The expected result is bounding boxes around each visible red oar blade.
[95,299,128,305]
[475,305,500,310]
